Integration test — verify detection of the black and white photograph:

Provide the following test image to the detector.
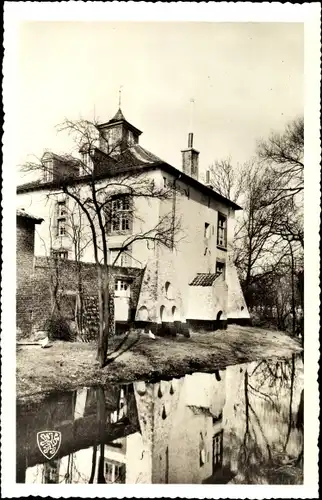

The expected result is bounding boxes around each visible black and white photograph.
[2,2,320,498]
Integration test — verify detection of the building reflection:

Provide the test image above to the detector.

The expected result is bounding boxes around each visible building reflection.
[130,370,229,484]
[17,357,303,484]
[18,370,229,484]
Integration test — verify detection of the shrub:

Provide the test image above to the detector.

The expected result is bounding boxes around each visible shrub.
[45,316,75,341]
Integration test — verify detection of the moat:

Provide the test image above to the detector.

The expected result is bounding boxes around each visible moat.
[17,355,303,485]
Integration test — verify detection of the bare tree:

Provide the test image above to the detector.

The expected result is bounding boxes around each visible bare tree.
[208,157,243,203]
[66,203,93,340]
[257,116,304,204]
[21,117,182,366]
[210,117,304,333]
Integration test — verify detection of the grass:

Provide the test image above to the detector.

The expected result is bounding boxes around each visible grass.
[16,325,302,402]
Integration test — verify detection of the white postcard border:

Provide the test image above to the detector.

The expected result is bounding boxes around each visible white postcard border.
[2,2,320,498]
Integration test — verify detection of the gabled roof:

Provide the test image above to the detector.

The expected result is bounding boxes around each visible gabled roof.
[17,145,242,210]
[120,144,163,166]
[16,209,43,223]
[189,273,221,286]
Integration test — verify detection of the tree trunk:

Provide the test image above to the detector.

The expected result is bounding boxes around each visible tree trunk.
[244,370,250,434]
[97,387,106,483]
[88,445,97,483]
[75,260,84,338]
[96,264,106,367]
[97,265,110,367]
[289,243,296,335]
[284,354,295,452]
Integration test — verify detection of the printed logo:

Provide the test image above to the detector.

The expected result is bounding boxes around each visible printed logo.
[37,431,61,460]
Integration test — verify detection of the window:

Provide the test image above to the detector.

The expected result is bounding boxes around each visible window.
[109,195,132,233]
[57,201,67,217]
[128,130,134,145]
[57,219,66,236]
[104,460,125,484]
[52,249,68,260]
[43,460,60,483]
[100,131,110,153]
[216,261,225,279]
[81,151,93,173]
[212,431,223,472]
[217,213,227,248]
[110,249,131,267]
[204,222,210,239]
[115,279,131,293]
[56,200,67,237]
[43,159,53,182]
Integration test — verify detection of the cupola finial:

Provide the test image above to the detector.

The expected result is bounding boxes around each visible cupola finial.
[118,85,123,109]
[189,97,195,132]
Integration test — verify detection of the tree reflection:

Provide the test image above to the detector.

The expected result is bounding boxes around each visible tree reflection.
[237,370,272,483]
[233,356,303,484]
[97,387,106,484]
[88,445,97,483]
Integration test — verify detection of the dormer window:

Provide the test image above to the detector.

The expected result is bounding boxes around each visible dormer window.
[80,151,93,175]
[128,130,134,145]
[43,159,53,182]
[99,131,110,154]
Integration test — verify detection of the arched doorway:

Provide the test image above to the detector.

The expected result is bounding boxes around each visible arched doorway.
[160,305,165,322]
[171,306,177,322]
[137,306,149,322]
[216,310,223,321]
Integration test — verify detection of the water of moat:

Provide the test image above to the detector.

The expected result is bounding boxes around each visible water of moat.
[17,355,303,485]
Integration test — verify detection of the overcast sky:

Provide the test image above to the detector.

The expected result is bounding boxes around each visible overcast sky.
[14,22,303,181]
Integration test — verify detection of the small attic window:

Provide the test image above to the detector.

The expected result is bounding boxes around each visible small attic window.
[128,130,134,145]
[81,151,94,174]
[43,158,53,182]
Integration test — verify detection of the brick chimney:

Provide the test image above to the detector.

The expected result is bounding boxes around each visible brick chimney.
[205,169,213,189]
[181,133,199,180]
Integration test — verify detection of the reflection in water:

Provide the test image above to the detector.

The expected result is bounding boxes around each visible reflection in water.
[17,356,303,484]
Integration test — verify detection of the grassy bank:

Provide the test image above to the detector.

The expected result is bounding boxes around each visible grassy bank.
[17,325,302,402]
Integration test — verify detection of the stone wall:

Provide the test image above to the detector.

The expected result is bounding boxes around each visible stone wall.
[16,217,38,338]
[17,256,144,340]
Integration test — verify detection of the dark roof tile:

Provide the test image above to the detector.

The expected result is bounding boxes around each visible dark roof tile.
[108,107,126,123]
[189,273,221,286]
[16,209,43,223]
